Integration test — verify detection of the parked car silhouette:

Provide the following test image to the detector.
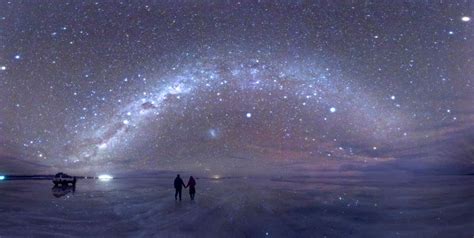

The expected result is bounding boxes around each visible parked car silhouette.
[52,172,76,186]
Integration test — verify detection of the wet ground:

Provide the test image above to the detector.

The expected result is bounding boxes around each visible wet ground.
[0,174,472,237]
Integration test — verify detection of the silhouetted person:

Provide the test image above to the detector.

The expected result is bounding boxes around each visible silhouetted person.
[174,174,186,201]
[186,176,196,200]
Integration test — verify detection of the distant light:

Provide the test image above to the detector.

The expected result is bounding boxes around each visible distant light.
[0,176,5,180]
[373,146,377,150]
[246,112,252,118]
[122,119,129,125]
[0,66,6,71]
[462,16,471,22]
[330,107,336,113]
[212,175,220,179]
[390,95,396,100]
[14,55,21,59]
[98,174,113,181]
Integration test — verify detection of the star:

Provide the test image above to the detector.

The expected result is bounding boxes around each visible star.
[98,143,108,149]
[208,129,218,139]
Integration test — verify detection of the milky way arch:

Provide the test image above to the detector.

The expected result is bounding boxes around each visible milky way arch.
[62,54,410,171]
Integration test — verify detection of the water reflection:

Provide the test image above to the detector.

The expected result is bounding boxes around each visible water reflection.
[0,175,471,236]
[51,183,76,198]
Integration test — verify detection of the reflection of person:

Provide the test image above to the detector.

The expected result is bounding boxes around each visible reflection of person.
[174,174,186,201]
[186,176,196,200]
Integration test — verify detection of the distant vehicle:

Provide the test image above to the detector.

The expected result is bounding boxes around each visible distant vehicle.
[52,172,76,186]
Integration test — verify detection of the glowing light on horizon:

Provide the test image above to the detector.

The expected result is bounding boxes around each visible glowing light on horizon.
[461,16,471,22]
[98,174,113,181]
[0,175,5,180]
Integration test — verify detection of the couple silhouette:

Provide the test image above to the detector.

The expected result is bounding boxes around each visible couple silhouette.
[174,174,196,201]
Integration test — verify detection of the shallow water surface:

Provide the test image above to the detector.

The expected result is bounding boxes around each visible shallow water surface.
[0,175,472,237]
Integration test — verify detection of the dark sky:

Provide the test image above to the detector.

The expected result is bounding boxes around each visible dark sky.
[1,1,473,175]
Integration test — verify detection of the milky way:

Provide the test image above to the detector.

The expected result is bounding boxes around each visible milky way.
[1,1,473,174]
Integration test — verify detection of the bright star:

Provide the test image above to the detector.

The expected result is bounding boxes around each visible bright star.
[123,120,130,125]
[462,16,471,22]
[246,112,252,118]
[208,129,218,138]
[98,143,108,149]
[330,107,336,113]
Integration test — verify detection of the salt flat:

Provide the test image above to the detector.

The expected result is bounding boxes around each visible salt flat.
[0,175,472,237]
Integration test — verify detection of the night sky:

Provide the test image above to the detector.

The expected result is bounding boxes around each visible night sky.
[1,1,473,175]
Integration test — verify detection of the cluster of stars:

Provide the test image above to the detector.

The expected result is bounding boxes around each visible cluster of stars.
[0,1,471,174]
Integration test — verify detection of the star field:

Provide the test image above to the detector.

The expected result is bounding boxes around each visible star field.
[0,1,473,174]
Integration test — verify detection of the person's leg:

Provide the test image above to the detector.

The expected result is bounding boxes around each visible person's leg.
[175,189,178,200]
[178,189,182,200]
